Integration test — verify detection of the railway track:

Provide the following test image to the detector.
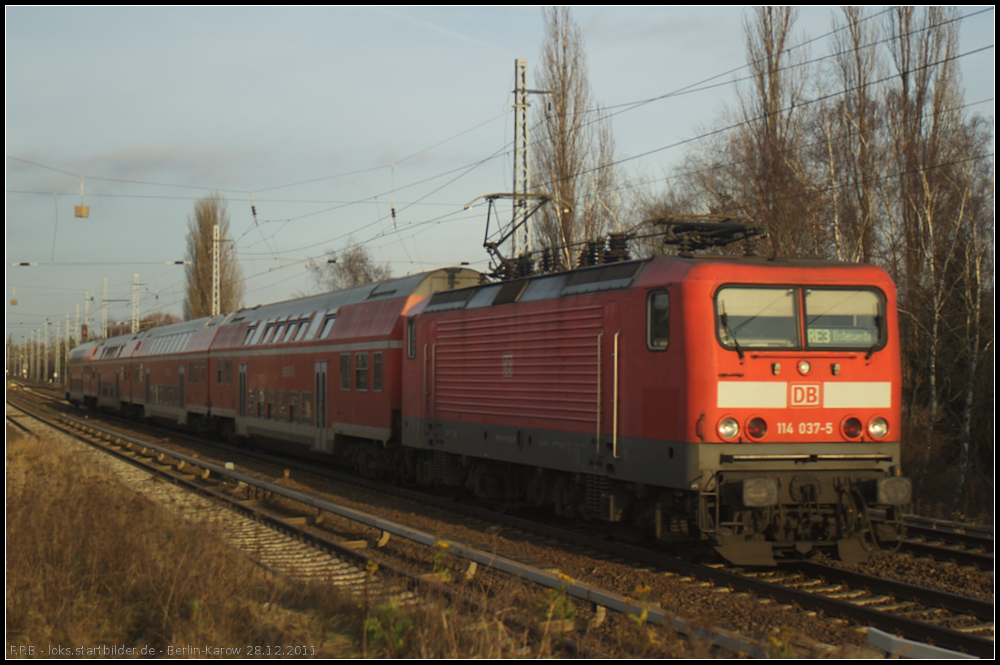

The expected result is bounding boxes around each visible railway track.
[898,517,994,570]
[11,381,993,657]
[740,561,994,657]
[7,399,398,590]
[482,512,995,658]
[7,388,775,658]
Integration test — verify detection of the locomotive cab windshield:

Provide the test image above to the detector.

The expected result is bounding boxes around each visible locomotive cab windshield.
[716,286,885,352]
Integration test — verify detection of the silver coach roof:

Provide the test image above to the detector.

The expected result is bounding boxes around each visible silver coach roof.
[226,267,483,325]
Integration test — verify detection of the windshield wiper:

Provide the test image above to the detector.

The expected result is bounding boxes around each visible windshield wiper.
[720,312,745,361]
[865,315,881,360]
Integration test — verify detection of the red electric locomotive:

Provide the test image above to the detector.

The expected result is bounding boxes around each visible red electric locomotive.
[400,251,909,565]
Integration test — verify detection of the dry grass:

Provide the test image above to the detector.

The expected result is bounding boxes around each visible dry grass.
[6,429,360,657]
[3,429,557,658]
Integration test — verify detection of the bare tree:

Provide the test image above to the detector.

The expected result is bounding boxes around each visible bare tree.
[105,312,181,337]
[308,243,391,293]
[669,6,994,514]
[531,7,620,268]
[686,7,816,258]
[813,6,885,263]
[183,193,244,320]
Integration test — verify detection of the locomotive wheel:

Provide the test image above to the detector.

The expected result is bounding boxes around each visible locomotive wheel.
[838,488,862,537]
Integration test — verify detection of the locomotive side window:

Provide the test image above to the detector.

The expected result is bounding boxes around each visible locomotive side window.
[647,291,670,350]
[804,289,884,349]
[373,352,383,392]
[355,352,369,391]
[716,287,798,349]
[406,319,416,359]
[340,354,351,390]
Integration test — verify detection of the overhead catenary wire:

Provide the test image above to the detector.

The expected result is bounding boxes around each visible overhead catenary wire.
[6,7,992,339]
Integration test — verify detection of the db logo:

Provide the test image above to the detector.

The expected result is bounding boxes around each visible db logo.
[791,384,821,407]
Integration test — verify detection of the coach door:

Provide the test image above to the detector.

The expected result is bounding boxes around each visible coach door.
[313,361,330,453]
[236,363,247,435]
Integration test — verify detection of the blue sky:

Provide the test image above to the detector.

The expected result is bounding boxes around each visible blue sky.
[6,7,994,345]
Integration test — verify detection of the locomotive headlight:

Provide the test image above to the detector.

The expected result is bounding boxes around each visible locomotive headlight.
[867,417,889,439]
[743,478,778,507]
[797,360,811,375]
[718,417,739,440]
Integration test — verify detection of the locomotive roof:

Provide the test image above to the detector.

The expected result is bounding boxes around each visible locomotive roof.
[636,253,895,286]
[418,254,894,314]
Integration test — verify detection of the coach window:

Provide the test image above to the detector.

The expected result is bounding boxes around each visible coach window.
[249,323,268,345]
[304,312,325,340]
[267,390,276,420]
[647,291,670,350]
[248,387,256,417]
[340,354,351,390]
[319,315,337,339]
[278,390,287,421]
[289,391,299,423]
[355,352,369,391]
[295,317,312,341]
[257,389,265,418]
[373,352,383,392]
